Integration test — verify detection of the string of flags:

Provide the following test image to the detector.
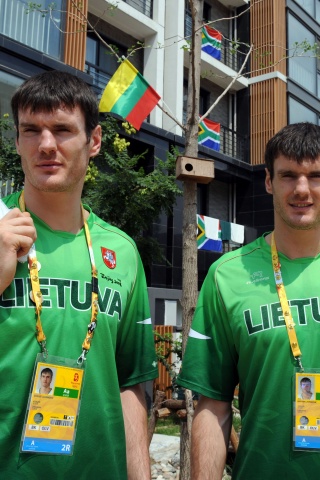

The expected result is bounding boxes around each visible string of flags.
[197,214,244,252]
[99,58,160,130]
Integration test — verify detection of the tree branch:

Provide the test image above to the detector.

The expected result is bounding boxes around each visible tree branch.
[200,43,253,122]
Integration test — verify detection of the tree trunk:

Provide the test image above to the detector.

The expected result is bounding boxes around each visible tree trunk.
[148,390,166,446]
[180,1,204,479]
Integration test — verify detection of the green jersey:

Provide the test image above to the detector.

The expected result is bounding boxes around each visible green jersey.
[178,235,320,479]
[0,192,158,479]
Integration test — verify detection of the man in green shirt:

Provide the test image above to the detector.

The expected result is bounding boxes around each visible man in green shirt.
[0,70,158,479]
[178,122,320,479]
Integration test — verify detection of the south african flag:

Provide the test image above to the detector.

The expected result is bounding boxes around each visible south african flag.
[198,118,220,151]
[197,214,223,252]
[201,25,222,60]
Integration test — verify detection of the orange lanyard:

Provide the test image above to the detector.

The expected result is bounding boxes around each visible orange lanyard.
[19,191,99,364]
[271,232,303,369]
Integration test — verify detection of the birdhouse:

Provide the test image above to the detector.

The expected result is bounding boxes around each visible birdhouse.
[176,156,214,184]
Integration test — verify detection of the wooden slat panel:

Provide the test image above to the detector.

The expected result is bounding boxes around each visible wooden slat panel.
[250,0,287,165]
[64,0,88,71]
[250,79,287,165]
[154,325,174,400]
[250,0,286,77]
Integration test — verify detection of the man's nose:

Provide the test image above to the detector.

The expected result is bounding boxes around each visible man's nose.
[38,130,57,154]
[294,176,310,195]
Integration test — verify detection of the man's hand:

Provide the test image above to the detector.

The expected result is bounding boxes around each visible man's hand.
[0,208,37,294]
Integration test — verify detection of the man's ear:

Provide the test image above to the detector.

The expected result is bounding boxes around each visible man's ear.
[265,168,272,194]
[89,125,102,158]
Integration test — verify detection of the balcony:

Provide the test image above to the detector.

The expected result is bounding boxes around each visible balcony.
[217,0,249,7]
[220,124,249,163]
[89,0,159,41]
[85,62,111,96]
[184,13,249,91]
[0,0,63,59]
[121,0,153,18]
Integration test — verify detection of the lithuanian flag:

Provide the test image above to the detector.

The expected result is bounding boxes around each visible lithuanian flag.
[99,59,160,130]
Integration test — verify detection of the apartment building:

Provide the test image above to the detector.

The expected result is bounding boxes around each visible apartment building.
[0,0,318,331]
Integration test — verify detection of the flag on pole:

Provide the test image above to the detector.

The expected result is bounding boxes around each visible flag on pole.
[99,58,160,130]
[198,118,220,151]
[201,25,222,60]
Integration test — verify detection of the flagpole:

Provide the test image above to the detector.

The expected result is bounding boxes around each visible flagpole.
[156,102,186,132]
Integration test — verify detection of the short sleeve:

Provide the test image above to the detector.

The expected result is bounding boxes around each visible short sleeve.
[177,263,238,401]
[115,250,158,387]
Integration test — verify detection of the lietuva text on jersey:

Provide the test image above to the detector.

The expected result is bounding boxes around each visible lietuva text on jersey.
[244,298,320,335]
[0,277,122,320]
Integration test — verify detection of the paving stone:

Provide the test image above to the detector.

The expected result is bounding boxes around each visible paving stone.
[150,434,180,479]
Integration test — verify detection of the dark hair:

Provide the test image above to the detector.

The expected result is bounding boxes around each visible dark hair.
[41,367,53,378]
[300,377,311,384]
[11,70,99,140]
[265,122,320,179]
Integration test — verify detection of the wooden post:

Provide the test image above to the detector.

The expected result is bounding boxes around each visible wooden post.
[230,426,239,453]
[148,390,166,446]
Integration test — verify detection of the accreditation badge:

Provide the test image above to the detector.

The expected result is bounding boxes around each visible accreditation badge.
[20,354,85,455]
[293,370,320,451]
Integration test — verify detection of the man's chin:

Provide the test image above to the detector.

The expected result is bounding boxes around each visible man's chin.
[286,217,320,231]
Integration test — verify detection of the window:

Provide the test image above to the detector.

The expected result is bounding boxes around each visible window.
[288,96,318,124]
[317,0,320,22]
[298,0,315,16]
[296,0,320,20]
[185,1,212,38]
[0,71,24,198]
[288,14,317,95]
[203,2,211,23]
[85,35,127,94]
[0,0,63,59]
[296,0,320,22]
[185,0,192,38]
[199,88,210,116]
[122,0,153,18]
[0,71,23,119]
[183,81,210,123]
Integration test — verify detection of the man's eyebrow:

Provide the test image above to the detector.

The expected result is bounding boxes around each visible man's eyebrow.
[18,121,38,128]
[277,168,320,175]
[18,121,73,128]
[276,169,296,175]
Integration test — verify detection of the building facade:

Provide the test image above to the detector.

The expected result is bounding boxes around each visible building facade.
[0,0,318,332]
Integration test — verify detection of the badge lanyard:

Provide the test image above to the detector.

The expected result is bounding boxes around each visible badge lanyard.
[271,232,303,370]
[19,191,99,364]
[270,233,320,452]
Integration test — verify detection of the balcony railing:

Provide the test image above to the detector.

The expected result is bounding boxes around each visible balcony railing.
[183,109,249,163]
[220,124,249,163]
[85,62,111,97]
[121,0,153,18]
[185,13,249,75]
[0,0,63,59]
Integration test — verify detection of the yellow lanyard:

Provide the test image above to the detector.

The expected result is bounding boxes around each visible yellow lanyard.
[19,191,99,364]
[271,232,303,369]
